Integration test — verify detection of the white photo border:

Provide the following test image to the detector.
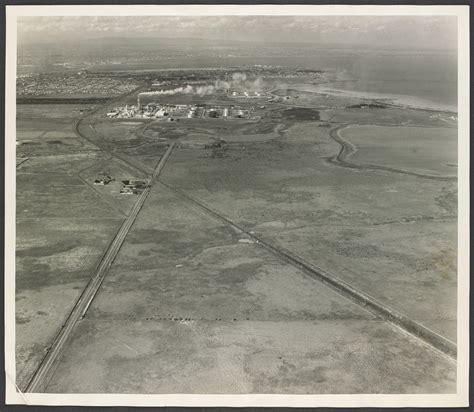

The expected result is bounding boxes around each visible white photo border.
[4,4,470,407]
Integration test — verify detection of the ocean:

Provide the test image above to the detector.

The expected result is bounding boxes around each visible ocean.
[18,41,458,110]
[307,48,458,111]
[223,46,458,111]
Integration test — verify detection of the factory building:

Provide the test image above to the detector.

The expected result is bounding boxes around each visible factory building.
[107,100,248,120]
[155,109,168,118]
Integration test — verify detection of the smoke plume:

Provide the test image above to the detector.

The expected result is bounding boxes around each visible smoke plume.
[138,72,266,99]
[227,72,265,90]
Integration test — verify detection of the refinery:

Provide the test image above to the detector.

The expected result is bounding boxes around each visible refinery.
[14,14,461,399]
[106,93,253,120]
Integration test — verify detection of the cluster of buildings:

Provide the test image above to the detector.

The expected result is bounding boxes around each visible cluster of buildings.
[228,90,265,98]
[93,174,114,185]
[107,102,250,120]
[107,105,139,118]
[146,103,195,119]
[206,106,250,118]
[16,73,139,97]
[120,179,148,195]
[92,174,148,195]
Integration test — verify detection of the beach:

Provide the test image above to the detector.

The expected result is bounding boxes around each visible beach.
[314,85,458,113]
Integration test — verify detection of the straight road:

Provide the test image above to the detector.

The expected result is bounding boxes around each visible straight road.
[20,87,457,395]
[158,181,456,359]
[74,85,154,176]
[24,143,176,393]
[41,181,456,394]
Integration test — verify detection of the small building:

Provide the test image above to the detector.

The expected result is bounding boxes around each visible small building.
[94,174,114,185]
[120,179,147,194]
[120,187,134,195]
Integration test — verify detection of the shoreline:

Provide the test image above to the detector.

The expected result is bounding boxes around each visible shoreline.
[313,85,458,114]
[328,124,457,181]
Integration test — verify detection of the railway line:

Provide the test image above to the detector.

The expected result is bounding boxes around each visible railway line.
[73,85,154,176]
[21,87,456,394]
[24,143,176,393]
[157,180,457,361]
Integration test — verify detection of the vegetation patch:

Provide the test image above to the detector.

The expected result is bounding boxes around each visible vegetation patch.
[282,107,320,121]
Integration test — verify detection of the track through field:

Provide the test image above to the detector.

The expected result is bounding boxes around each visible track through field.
[24,143,176,393]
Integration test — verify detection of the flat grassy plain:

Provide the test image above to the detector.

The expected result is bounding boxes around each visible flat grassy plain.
[272,88,365,109]
[43,184,455,394]
[16,118,77,141]
[16,84,458,393]
[340,125,457,176]
[88,120,170,169]
[322,106,455,127]
[16,104,98,119]
[159,116,458,343]
[15,105,142,389]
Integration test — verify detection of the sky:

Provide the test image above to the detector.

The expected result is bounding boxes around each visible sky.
[17,15,458,50]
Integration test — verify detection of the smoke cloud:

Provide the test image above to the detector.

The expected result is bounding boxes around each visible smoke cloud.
[226,72,266,90]
[139,72,266,98]
[140,84,216,97]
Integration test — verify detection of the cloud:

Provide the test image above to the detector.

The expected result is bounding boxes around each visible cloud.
[17,15,458,49]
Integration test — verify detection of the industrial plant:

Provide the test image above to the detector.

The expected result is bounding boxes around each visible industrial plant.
[106,94,252,120]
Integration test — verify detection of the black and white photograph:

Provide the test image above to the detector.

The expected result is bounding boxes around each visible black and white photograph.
[4,4,470,407]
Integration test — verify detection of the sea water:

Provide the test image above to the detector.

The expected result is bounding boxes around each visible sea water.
[311,48,458,111]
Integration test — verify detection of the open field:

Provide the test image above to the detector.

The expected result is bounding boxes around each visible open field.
[339,125,457,176]
[16,216,123,389]
[93,120,146,144]
[272,88,365,109]
[17,104,98,119]
[323,106,457,127]
[16,79,458,394]
[281,107,320,121]
[16,165,126,389]
[15,105,151,389]
[43,184,456,394]
[87,120,170,169]
[16,118,76,140]
[159,119,457,342]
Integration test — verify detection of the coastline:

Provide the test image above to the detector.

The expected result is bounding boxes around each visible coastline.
[313,85,458,114]
[328,124,457,181]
